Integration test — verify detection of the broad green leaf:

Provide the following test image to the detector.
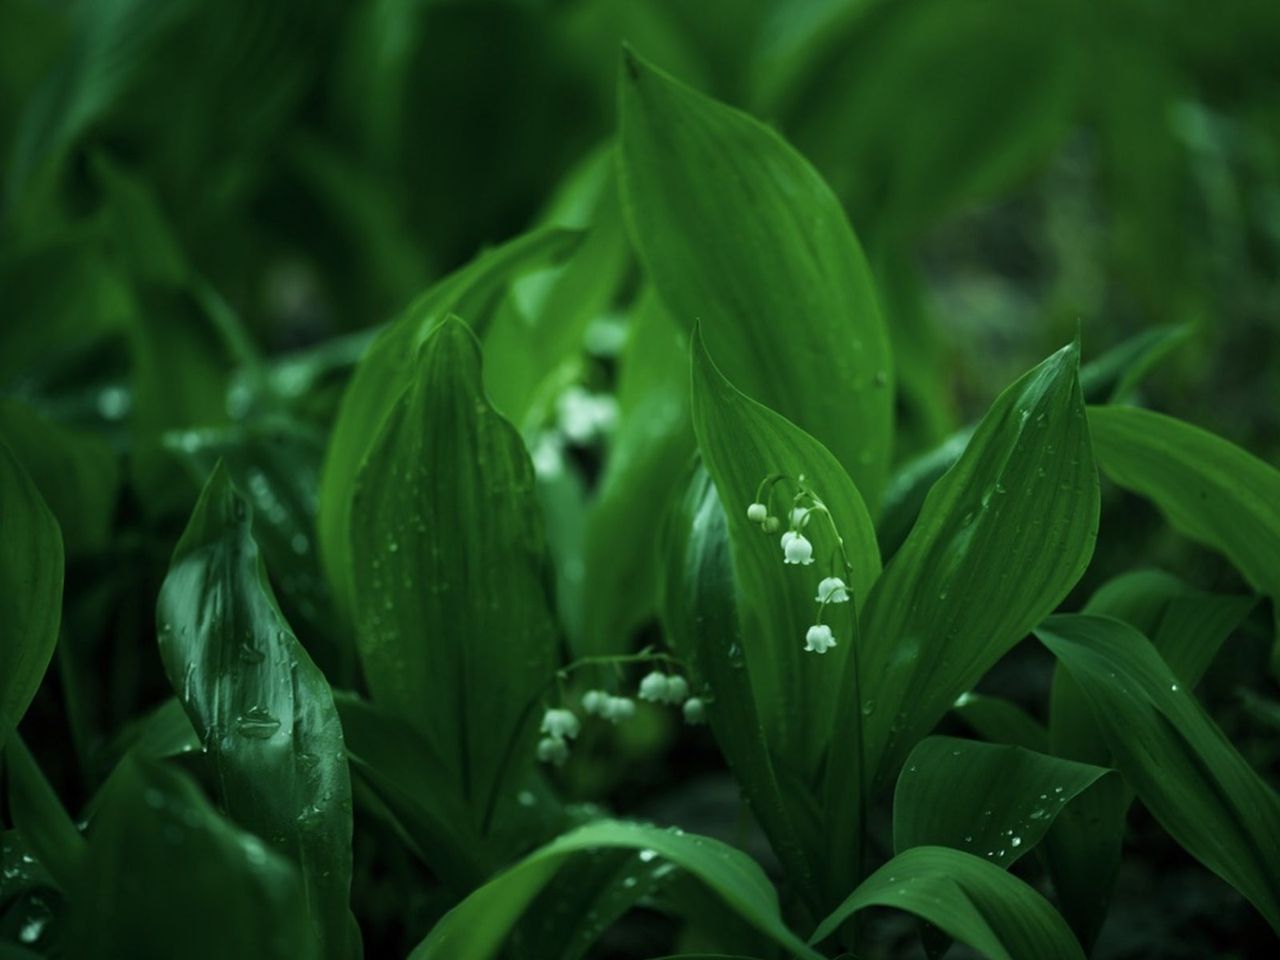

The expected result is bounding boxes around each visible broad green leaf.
[661,465,821,909]
[688,329,880,903]
[348,316,559,831]
[3,733,86,891]
[1045,570,1254,949]
[319,226,579,622]
[582,292,693,655]
[811,846,1085,960]
[67,757,316,960]
[332,691,489,895]
[0,438,64,750]
[858,341,1097,789]
[0,399,119,557]
[1088,405,1280,670]
[951,693,1048,752]
[156,465,359,959]
[164,418,347,681]
[515,847,668,960]
[877,325,1186,560]
[1037,614,1280,933]
[893,736,1110,869]
[619,48,893,508]
[405,819,824,960]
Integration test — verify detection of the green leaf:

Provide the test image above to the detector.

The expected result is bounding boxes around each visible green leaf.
[164,417,347,681]
[893,736,1110,869]
[1087,405,1280,671]
[348,315,559,832]
[332,691,489,895]
[688,328,880,902]
[1037,614,1280,933]
[951,693,1048,753]
[0,438,64,750]
[319,226,580,622]
[661,464,822,908]
[859,341,1098,789]
[619,48,893,508]
[581,292,693,655]
[1043,570,1255,949]
[156,464,360,959]
[811,846,1085,960]
[877,324,1187,561]
[67,757,317,960]
[0,399,119,557]
[405,819,825,960]
[4,732,86,891]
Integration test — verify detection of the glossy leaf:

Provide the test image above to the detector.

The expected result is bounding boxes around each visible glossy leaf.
[0,438,64,750]
[1088,405,1280,669]
[1037,614,1280,933]
[1044,570,1255,948]
[332,691,489,895]
[319,226,580,622]
[811,846,1085,960]
[3,733,86,891]
[67,757,316,960]
[348,316,559,831]
[688,329,880,902]
[893,736,1110,869]
[661,465,821,908]
[859,342,1098,788]
[164,417,346,680]
[619,48,893,508]
[877,324,1187,560]
[406,819,825,960]
[156,465,359,959]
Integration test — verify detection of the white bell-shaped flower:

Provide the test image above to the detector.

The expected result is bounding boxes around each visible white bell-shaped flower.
[663,675,690,705]
[747,502,768,523]
[804,624,837,654]
[602,696,636,723]
[815,576,850,604]
[536,736,570,766]
[581,690,608,716]
[791,506,809,528]
[682,697,706,725]
[638,671,670,703]
[782,532,814,565]
[540,708,580,740]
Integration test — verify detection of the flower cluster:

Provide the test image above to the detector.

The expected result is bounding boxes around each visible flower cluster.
[747,476,852,655]
[536,708,581,767]
[537,668,707,766]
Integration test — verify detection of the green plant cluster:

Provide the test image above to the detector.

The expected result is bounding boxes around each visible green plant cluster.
[2,2,1279,958]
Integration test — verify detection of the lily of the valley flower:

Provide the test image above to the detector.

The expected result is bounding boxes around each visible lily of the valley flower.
[581,690,608,716]
[540,708,581,740]
[782,531,815,565]
[804,624,837,654]
[682,697,706,725]
[536,736,570,766]
[747,502,768,523]
[600,696,636,723]
[638,671,670,702]
[663,675,690,705]
[815,576,850,604]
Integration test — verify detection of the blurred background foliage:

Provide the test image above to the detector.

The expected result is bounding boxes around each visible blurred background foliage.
[2,0,1278,956]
